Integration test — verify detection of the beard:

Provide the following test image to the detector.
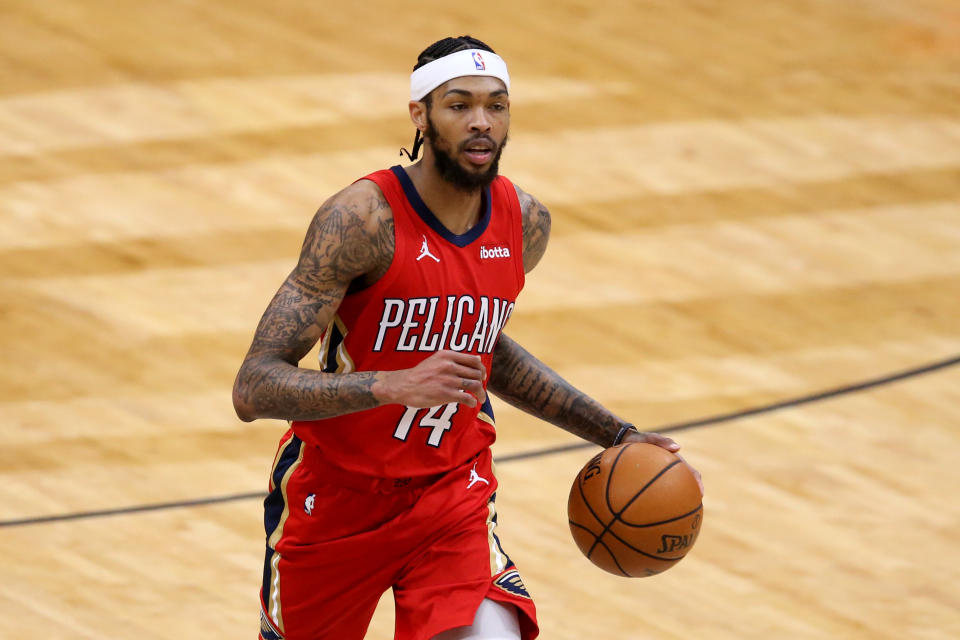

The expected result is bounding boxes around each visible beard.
[424,115,508,192]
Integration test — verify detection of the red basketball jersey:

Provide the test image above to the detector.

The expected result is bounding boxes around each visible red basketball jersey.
[291,165,525,478]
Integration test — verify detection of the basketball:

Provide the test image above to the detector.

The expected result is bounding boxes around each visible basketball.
[567,442,703,577]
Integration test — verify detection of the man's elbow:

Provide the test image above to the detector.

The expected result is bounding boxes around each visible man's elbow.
[232,369,258,422]
[232,387,256,422]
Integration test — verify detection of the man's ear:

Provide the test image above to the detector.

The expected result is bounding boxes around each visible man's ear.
[409,101,428,132]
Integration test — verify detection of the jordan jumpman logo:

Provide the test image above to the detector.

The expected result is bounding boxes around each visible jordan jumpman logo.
[417,235,440,262]
[467,461,491,489]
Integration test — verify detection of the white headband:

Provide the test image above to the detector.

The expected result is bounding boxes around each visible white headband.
[410,49,510,101]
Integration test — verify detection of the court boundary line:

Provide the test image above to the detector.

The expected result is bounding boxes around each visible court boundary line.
[2,353,957,528]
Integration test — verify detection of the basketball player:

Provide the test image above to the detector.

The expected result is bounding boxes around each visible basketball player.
[233,35,701,640]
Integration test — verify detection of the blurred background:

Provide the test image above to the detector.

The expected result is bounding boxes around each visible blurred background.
[1,1,958,638]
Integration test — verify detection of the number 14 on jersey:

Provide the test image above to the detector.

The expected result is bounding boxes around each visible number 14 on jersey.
[393,403,460,447]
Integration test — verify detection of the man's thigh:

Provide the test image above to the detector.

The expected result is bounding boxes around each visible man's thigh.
[259,542,387,640]
[392,452,538,640]
[260,462,420,640]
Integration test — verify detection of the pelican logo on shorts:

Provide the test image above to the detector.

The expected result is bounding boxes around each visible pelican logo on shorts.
[304,493,315,516]
[472,51,486,70]
[260,609,283,640]
[493,569,531,599]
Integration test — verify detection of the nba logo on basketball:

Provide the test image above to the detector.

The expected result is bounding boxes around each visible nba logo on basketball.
[472,52,485,70]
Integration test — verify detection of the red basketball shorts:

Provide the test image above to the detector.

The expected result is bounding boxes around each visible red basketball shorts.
[257,430,539,640]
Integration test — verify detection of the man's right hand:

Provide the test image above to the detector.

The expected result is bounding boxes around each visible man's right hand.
[375,350,487,409]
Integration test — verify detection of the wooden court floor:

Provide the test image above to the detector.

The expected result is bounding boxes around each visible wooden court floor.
[1,1,958,638]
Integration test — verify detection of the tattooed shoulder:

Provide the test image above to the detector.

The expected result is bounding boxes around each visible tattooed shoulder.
[300,180,395,287]
[243,182,394,363]
[514,184,552,273]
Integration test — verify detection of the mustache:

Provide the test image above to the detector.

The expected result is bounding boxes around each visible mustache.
[458,134,498,152]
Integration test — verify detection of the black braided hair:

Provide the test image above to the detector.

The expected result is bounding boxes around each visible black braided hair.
[413,35,496,73]
[401,35,497,161]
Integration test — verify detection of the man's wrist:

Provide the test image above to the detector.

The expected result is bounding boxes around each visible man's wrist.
[612,423,638,447]
[370,371,396,406]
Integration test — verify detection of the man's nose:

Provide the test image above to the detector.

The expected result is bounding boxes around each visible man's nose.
[468,107,492,132]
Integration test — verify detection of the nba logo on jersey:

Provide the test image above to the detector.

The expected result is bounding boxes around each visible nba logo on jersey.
[472,51,485,70]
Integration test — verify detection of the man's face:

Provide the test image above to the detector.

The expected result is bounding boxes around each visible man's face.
[422,76,510,192]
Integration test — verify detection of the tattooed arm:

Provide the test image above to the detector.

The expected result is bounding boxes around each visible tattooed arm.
[232,180,486,422]
[489,335,640,447]
[491,186,681,452]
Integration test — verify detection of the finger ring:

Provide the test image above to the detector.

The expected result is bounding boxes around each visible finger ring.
[460,378,469,391]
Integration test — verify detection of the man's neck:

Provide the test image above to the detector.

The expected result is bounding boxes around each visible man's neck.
[406,160,484,236]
